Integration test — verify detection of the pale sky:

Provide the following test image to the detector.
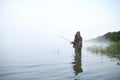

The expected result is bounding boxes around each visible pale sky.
[0,0,120,44]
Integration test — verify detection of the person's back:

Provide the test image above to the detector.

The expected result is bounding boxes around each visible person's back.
[72,31,82,48]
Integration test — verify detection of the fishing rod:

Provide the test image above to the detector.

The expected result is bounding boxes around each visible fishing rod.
[58,35,72,42]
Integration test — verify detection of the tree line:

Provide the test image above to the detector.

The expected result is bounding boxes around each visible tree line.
[89,31,120,42]
[87,30,120,59]
[103,31,120,42]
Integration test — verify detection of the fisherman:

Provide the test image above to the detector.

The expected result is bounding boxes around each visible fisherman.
[71,31,82,54]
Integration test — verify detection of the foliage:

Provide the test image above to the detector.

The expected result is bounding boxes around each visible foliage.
[88,31,120,42]
[87,31,120,59]
[87,41,120,55]
[104,41,120,55]
[103,31,120,42]
[87,46,104,54]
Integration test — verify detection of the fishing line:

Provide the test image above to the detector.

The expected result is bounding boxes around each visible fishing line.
[58,35,71,42]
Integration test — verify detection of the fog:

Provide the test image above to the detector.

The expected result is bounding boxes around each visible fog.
[1,1,120,80]
[0,0,120,54]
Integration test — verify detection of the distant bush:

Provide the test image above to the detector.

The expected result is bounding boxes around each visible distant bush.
[87,46,104,54]
[86,31,120,59]
[104,41,120,55]
[87,41,120,55]
[103,31,120,42]
[88,31,120,42]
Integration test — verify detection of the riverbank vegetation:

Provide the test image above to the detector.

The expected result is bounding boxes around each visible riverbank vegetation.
[87,31,120,58]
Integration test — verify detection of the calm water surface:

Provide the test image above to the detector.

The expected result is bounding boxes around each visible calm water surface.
[0,42,120,80]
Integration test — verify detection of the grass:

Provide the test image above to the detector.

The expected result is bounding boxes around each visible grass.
[87,41,120,56]
[104,41,120,55]
[87,45,104,54]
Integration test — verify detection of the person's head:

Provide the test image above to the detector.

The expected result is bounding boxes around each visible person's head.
[76,31,80,36]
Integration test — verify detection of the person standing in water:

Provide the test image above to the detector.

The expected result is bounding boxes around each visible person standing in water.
[71,31,82,54]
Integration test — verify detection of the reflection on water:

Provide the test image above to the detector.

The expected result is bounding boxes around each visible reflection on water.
[0,42,120,80]
[72,48,83,75]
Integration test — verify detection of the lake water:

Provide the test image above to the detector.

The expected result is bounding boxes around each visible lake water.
[0,42,120,80]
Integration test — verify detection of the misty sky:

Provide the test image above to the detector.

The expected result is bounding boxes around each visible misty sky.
[0,0,120,45]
